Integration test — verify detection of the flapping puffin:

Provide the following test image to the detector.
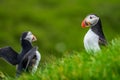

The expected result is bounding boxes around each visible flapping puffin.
[0,31,41,76]
[81,14,107,53]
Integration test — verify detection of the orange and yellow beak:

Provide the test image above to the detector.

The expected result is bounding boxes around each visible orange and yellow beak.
[81,19,86,28]
[32,35,37,42]
[81,19,91,28]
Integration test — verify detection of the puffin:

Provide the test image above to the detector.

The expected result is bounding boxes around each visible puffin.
[0,31,41,76]
[81,14,107,53]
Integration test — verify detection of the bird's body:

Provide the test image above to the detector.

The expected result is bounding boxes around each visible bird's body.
[0,31,41,76]
[84,29,100,52]
[81,14,107,53]
[16,47,41,75]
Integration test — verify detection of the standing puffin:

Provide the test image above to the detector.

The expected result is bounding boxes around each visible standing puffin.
[81,14,107,53]
[0,31,41,76]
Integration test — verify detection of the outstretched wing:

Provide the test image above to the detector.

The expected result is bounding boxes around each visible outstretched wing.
[0,46,19,65]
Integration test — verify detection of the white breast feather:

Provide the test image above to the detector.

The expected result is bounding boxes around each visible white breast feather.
[84,29,100,53]
[32,51,41,73]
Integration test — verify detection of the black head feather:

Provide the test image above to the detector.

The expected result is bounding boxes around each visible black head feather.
[21,32,28,40]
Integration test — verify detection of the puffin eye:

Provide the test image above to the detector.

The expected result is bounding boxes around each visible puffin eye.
[90,16,93,19]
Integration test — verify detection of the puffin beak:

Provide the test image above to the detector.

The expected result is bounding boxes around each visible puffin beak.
[87,22,91,26]
[81,19,86,28]
[81,19,91,28]
[32,35,37,41]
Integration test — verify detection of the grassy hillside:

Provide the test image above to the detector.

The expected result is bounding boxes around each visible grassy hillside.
[0,0,120,78]
[2,38,119,80]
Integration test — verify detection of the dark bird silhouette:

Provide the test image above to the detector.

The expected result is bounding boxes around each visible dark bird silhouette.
[81,14,107,53]
[0,31,41,76]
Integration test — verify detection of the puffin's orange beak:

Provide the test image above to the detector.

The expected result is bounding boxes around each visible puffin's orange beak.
[32,35,37,41]
[81,20,86,28]
[81,19,91,28]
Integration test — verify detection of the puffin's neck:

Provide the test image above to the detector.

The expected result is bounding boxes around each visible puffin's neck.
[18,40,33,61]
[21,40,33,53]
[91,19,105,39]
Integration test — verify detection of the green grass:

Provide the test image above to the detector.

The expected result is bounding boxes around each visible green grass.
[2,38,120,80]
[0,0,120,76]
[0,0,119,79]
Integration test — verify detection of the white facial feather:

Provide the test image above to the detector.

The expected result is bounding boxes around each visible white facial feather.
[85,15,99,26]
[24,31,33,42]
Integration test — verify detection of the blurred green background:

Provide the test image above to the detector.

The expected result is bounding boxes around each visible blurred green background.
[0,0,119,77]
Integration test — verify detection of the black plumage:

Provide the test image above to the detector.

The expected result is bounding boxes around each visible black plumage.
[91,18,107,46]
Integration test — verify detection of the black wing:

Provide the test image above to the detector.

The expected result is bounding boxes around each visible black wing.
[0,46,19,65]
[23,47,38,69]
[16,46,38,75]
[99,37,107,46]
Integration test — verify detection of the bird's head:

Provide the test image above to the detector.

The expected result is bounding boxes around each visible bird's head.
[21,31,37,43]
[81,14,99,28]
